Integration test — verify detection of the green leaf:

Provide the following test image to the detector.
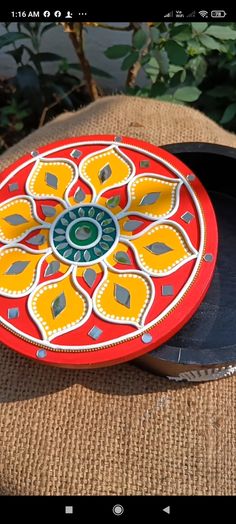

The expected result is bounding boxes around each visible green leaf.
[187,39,206,56]
[6,45,24,64]
[133,28,148,50]
[90,66,113,78]
[150,83,166,97]
[165,41,188,66]
[0,32,29,49]
[24,47,41,70]
[144,57,160,82]
[171,24,192,41]
[134,87,149,98]
[36,52,62,62]
[155,93,173,102]
[205,25,236,40]
[168,64,183,78]
[198,34,222,50]
[192,22,208,33]
[220,103,236,124]
[188,56,207,84]
[174,86,201,102]
[180,69,186,83]
[150,26,160,44]
[40,23,56,36]
[68,63,113,78]
[153,49,169,75]
[104,45,132,59]
[121,51,139,71]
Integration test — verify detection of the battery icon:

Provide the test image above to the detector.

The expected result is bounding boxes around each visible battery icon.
[211,10,227,18]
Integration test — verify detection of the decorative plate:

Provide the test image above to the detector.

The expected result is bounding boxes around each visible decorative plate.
[0,135,218,367]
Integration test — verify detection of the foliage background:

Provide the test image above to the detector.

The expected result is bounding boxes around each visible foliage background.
[1,21,236,153]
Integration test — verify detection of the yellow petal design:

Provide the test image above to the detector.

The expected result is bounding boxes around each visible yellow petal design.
[126,175,181,219]
[29,273,91,341]
[43,253,69,277]
[27,158,76,199]
[106,241,133,268]
[80,146,133,197]
[0,197,40,243]
[0,247,42,296]
[93,267,153,327]
[118,216,146,237]
[131,223,197,276]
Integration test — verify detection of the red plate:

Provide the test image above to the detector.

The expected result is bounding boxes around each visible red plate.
[0,135,218,368]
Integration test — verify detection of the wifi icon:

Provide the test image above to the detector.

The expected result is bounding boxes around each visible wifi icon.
[199,10,208,17]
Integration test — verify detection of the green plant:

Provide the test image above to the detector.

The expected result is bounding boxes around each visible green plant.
[1,21,236,155]
[0,22,112,152]
[104,22,236,130]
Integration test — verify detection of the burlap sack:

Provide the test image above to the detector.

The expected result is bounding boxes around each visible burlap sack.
[0,96,235,496]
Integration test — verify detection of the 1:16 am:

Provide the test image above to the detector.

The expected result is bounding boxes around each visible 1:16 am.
[11,11,40,17]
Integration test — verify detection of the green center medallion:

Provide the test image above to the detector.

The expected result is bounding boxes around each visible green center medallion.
[51,204,119,265]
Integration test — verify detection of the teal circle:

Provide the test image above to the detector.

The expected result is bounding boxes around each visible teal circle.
[69,220,98,247]
[51,204,119,265]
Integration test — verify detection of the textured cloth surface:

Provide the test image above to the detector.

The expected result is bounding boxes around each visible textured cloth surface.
[0,96,235,496]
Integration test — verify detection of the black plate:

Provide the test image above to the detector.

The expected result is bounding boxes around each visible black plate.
[136,143,236,372]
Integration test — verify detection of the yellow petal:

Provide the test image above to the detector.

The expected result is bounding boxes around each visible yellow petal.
[93,266,154,327]
[0,247,43,296]
[118,215,148,237]
[131,222,197,276]
[0,197,40,243]
[106,241,134,268]
[28,273,91,341]
[80,146,134,197]
[126,175,182,219]
[43,253,69,278]
[27,158,76,200]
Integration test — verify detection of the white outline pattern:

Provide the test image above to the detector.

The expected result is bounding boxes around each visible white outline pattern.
[120,219,198,277]
[0,195,48,244]
[118,173,183,221]
[28,268,92,341]
[0,244,50,297]
[93,262,155,329]
[79,145,136,201]
[26,156,78,207]
[0,139,205,351]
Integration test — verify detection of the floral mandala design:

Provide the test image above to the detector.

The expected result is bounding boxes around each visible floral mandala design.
[0,141,200,355]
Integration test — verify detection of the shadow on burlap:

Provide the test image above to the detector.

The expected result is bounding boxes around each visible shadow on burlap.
[0,96,235,496]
